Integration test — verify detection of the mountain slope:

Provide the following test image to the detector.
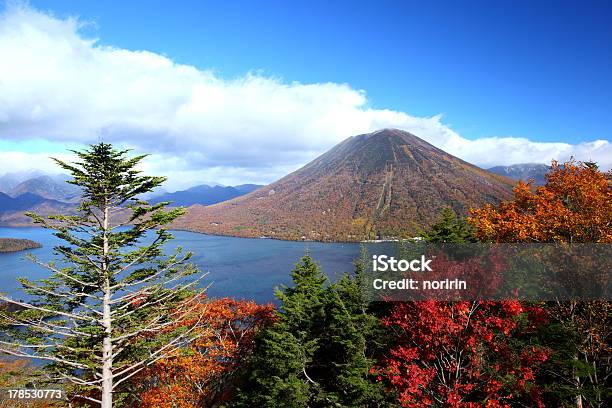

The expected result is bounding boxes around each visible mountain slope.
[487,163,550,185]
[233,184,264,195]
[0,192,75,226]
[9,175,81,202]
[0,192,52,211]
[149,184,263,207]
[174,129,515,241]
[0,170,45,192]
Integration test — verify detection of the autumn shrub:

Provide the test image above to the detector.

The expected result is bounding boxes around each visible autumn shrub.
[132,297,274,408]
[469,160,611,407]
[375,300,549,407]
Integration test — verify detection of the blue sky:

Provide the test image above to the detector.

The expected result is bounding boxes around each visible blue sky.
[28,0,612,143]
[0,1,610,188]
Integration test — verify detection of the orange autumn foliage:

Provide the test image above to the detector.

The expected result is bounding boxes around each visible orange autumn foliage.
[135,297,274,408]
[469,160,611,243]
[469,160,611,406]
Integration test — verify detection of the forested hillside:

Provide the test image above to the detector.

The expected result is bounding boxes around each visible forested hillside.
[175,129,515,241]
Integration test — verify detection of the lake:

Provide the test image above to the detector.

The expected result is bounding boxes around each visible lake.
[0,227,382,304]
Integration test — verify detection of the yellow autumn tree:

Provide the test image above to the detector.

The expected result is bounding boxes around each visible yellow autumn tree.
[469,160,611,408]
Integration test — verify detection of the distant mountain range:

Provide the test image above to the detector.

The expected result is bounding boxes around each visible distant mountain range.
[0,172,263,226]
[9,175,82,202]
[174,129,516,241]
[486,163,550,185]
[0,191,75,226]
[1,141,553,238]
[0,169,45,192]
[0,191,64,211]
[149,184,263,207]
[0,173,81,225]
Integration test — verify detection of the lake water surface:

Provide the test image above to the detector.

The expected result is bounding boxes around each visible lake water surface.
[0,227,382,304]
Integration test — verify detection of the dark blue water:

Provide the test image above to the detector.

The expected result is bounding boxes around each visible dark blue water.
[0,227,377,304]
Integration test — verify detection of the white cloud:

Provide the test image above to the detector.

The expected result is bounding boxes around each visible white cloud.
[0,150,73,174]
[0,3,610,189]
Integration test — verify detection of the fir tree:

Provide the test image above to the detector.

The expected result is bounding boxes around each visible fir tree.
[0,143,206,407]
[421,207,476,243]
[235,255,389,407]
[315,273,387,407]
[276,254,328,340]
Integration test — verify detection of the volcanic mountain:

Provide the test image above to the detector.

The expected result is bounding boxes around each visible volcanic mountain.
[174,129,515,241]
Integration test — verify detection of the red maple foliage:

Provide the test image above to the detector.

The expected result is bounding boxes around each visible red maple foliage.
[376,300,549,407]
[134,297,274,408]
[469,160,611,407]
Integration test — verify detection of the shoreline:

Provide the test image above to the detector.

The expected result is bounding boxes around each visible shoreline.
[0,238,42,253]
[1,225,415,245]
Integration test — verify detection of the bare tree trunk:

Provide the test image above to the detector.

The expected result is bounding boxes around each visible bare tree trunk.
[574,353,583,408]
[101,204,113,408]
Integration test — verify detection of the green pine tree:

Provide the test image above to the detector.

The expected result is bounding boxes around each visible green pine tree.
[315,272,387,406]
[0,143,205,407]
[235,254,389,407]
[234,255,325,407]
[239,322,312,407]
[421,207,476,243]
[276,254,328,339]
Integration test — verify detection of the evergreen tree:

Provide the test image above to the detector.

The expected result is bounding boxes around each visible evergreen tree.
[238,321,312,407]
[315,270,387,406]
[235,255,388,407]
[0,144,205,407]
[421,207,476,243]
[276,254,328,340]
[234,255,325,407]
